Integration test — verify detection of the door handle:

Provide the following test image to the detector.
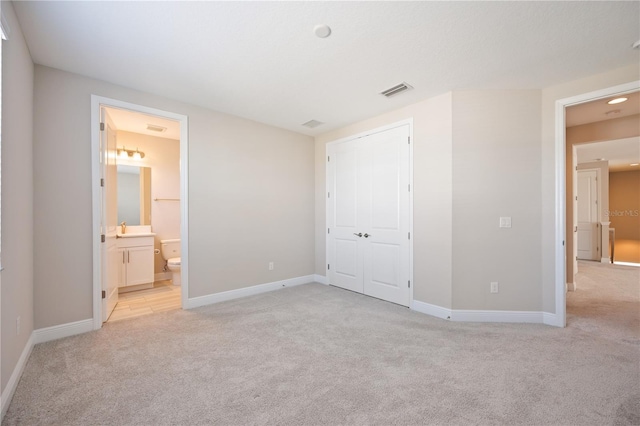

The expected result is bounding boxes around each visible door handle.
[364,233,371,238]
[353,233,362,237]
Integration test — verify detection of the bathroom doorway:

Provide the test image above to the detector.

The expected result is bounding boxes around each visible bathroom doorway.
[91,96,189,329]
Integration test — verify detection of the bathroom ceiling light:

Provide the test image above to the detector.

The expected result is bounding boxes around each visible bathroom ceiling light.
[117,146,145,160]
[607,97,628,105]
[631,163,639,166]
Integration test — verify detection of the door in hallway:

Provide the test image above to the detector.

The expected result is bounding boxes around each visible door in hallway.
[577,169,599,260]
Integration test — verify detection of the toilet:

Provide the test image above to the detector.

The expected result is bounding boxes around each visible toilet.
[160,239,181,286]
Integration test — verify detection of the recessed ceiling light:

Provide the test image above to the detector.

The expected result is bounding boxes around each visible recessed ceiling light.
[314,24,331,39]
[631,163,640,166]
[607,97,628,105]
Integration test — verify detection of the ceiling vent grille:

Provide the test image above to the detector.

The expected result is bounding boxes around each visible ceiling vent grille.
[302,120,324,129]
[380,82,413,98]
[146,124,167,133]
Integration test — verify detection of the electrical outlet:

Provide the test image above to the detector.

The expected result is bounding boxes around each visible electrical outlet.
[16,316,21,335]
[490,282,499,294]
[268,262,274,271]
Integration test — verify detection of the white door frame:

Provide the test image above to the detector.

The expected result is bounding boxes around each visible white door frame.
[325,118,414,306]
[554,80,639,327]
[90,95,189,330]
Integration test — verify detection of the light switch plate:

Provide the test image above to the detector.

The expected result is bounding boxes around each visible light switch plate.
[499,217,512,228]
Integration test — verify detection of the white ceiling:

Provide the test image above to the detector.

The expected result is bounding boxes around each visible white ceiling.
[105,107,181,140]
[566,91,640,127]
[13,1,640,136]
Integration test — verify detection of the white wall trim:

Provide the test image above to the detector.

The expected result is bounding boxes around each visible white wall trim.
[184,275,315,309]
[554,80,639,329]
[411,300,562,325]
[411,300,452,320]
[543,312,562,327]
[451,310,544,323]
[155,272,172,282]
[313,274,328,285]
[91,95,189,331]
[1,334,33,419]
[32,319,94,345]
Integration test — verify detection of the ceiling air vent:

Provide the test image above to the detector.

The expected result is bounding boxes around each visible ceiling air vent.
[146,124,167,133]
[380,82,413,98]
[302,120,324,129]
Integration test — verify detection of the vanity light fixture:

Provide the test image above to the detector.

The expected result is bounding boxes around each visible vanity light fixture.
[607,97,628,105]
[117,146,145,160]
[630,163,639,166]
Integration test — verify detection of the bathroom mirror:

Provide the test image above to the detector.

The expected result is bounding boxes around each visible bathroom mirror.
[117,165,151,225]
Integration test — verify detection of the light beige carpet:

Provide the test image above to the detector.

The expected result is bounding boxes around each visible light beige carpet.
[3,265,639,425]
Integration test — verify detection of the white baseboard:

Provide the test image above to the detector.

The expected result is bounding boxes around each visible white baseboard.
[155,272,171,281]
[1,334,34,419]
[600,257,611,264]
[313,274,328,285]
[411,300,452,320]
[184,275,315,309]
[451,309,544,323]
[32,319,94,345]
[411,300,560,325]
[543,312,563,327]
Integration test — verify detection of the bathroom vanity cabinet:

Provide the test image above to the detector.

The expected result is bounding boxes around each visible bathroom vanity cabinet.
[117,236,155,289]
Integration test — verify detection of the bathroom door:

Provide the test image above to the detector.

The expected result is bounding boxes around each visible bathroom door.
[101,107,119,321]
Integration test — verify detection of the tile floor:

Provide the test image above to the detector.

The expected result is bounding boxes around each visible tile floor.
[108,280,181,322]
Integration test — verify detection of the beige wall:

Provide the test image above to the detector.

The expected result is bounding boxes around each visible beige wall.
[315,93,454,308]
[565,114,640,280]
[1,0,35,393]
[33,66,315,329]
[567,114,640,144]
[117,131,181,275]
[451,90,542,311]
[609,170,640,263]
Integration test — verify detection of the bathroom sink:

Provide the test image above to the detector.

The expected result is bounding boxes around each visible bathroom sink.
[117,232,156,238]
[117,225,155,238]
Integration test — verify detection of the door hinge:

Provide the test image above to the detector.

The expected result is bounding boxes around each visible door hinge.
[100,178,104,187]
[327,228,330,234]
[101,290,106,299]
[408,232,410,240]
[100,122,105,131]
[408,136,410,144]
[101,234,105,243]
[408,184,411,192]
[328,192,330,198]
[408,280,411,288]
[327,264,330,270]
[327,156,330,162]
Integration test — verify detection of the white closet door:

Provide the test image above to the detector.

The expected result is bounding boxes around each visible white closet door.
[327,124,410,307]
[361,126,410,306]
[327,140,362,294]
